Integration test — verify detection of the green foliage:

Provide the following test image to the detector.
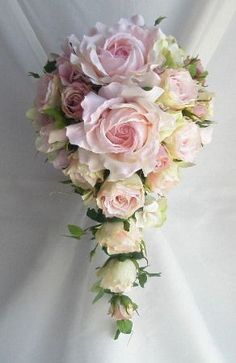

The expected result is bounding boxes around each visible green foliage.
[43,108,66,129]
[67,224,85,239]
[44,60,57,73]
[138,272,147,288]
[114,320,133,339]
[87,208,107,223]
[188,63,197,78]
[90,243,98,261]
[92,288,105,304]
[28,72,40,78]
[154,16,166,26]
[123,220,130,232]
[196,120,215,128]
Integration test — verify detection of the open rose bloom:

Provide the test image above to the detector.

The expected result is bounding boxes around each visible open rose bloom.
[27,15,214,339]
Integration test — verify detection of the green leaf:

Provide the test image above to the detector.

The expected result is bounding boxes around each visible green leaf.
[196,120,215,128]
[114,329,121,340]
[44,60,57,73]
[123,220,130,232]
[67,224,85,239]
[60,180,72,184]
[28,72,40,78]
[138,273,147,288]
[87,208,107,223]
[188,63,197,78]
[90,243,98,261]
[43,108,66,129]
[142,86,153,91]
[154,16,166,26]
[146,272,162,277]
[116,320,133,334]
[92,288,105,304]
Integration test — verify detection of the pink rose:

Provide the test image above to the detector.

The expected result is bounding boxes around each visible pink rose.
[97,174,144,219]
[61,82,91,119]
[165,122,202,162]
[70,15,160,85]
[35,74,60,111]
[154,145,171,172]
[66,82,167,180]
[160,69,198,109]
[146,163,180,195]
[58,62,84,86]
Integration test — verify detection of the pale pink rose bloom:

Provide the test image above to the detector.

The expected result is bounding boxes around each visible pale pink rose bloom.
[97,174,144,219]
[63,151,104,189]
[200,126,213,145]
[61,82,91,119]
[192,103,208,119]
[35,125,67,153]
[154,145,171,172]
[160,69,198,109]
[58,62,84,86]
[66,82,167,180]
[165,122,202,162]
[52,150,69,170]
[109,303,134,320]
[95,220,142,255]
[146,163,180,195]
[70,15,161,85]
[35,74,60,111]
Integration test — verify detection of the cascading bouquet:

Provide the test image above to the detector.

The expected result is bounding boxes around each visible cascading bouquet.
[26,15,214,339]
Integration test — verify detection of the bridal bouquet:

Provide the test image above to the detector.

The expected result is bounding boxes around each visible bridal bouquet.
[26,15,214,339]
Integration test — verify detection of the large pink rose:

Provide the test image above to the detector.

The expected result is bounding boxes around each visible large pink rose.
[61,82,91,119]
[70,15,161,85]
[160,69,198,109]
[35,74,60,111]
[96,174,144,219]
[66,82,167,180]
[165,122,202,162]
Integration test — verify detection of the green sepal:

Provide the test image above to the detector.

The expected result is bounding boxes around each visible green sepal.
[28,72,40,78]
[44,60,57,73]
[154,16,166,26]
[43,108,66,129]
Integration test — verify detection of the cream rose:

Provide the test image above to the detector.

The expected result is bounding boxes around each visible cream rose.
[96,174,144,219]
[135,195,167,228]
[159,69,198,110]
[66,82,168,180]
[146,163,180,195]
[165,122,202,162]
[35,125,67,154]
[95,220,142,255]
[63,151,104,189]
[97,259,137,293]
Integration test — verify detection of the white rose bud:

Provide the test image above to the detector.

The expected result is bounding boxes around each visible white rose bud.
[135,195,167,228]
[96,174,145,219]
[97,259,137,293]
[95,220,142,255]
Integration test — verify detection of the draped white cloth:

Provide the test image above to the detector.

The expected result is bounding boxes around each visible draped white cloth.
[0,1,235,362]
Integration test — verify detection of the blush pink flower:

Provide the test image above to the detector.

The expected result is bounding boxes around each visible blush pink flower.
[70,15,161,85]
[61,82,91,119]
[52,150,69,170]
[154,145,171,172]
[160,69,198,109]
[146,163,180,195]
[66,82,166,180]
[96,174,144,219]
[35,74,60,111]
[165,122,202,162]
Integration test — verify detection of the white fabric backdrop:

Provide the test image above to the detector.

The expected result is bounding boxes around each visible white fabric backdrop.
[0,1,235,362]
